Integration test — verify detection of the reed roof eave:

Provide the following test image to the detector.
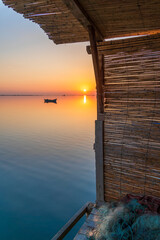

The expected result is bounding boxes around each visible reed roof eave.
[2,0,160,44]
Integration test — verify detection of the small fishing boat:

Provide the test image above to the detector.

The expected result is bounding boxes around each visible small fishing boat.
[44,98,57,103]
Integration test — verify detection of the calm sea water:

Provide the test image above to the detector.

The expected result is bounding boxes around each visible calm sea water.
[0,96,96,240]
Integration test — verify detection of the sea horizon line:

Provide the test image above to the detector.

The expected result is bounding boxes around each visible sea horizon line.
[0,94,96,96]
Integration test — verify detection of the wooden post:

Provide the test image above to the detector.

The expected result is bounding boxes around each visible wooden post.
[95,120,104,203]
[88,25,104,203]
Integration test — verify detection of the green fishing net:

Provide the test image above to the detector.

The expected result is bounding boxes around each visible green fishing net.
[89,200,160,240]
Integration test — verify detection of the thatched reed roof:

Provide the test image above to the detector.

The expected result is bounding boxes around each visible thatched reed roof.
[2,0,160,44]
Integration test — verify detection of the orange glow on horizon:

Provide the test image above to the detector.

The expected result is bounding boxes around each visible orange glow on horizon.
[1,77,95,95]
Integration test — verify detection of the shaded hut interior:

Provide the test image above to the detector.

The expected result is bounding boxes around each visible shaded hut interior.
[2,0,160,239]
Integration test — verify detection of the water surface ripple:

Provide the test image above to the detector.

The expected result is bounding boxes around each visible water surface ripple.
[0,96,96,240]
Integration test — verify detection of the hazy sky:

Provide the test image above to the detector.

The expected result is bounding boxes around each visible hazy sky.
[0,0,95,95]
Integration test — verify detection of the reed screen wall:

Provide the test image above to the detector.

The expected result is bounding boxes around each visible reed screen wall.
[98,34,160,201]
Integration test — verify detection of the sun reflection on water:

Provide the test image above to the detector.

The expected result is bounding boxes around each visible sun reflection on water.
[83,95,86,104]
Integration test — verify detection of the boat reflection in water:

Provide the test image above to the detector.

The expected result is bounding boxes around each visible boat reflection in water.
[44,98,57,103]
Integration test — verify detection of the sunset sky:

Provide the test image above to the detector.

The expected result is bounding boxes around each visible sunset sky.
[0,0,95,95]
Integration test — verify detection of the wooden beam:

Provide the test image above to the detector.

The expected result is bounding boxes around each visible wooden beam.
[88,25,104,116]
[62,0,104,41]
[99,54,104,86]
[51,202,93,240]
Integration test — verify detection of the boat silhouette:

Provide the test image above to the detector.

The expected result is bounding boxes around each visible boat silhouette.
[44,98,57,103]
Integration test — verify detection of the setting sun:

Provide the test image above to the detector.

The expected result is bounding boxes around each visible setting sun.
[84,89,86,92]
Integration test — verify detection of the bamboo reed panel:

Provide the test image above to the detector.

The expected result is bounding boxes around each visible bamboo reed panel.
[100,34,160,201]
[2,0,160,44]
[2,0,88,44]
